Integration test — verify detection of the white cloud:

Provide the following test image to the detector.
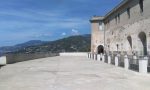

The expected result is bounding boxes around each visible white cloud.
[71,29,79,35]
[61,32,66,36]
[0,8,88,46]
[33,33,51,38]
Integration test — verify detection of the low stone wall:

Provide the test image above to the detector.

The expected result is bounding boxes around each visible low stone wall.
[6,53,59,64]
[59,52,88,56]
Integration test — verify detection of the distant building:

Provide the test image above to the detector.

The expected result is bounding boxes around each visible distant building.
[90,0,150,56]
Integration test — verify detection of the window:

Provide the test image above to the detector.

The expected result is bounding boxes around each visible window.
[99,22,103,31]
[115,15,117,24]
[127,7,130,19]
[106,20,109,29]
[139,0,144,13]
[112,31,114,35]
[116,44,119,51]
[118,14,120,23]
[108,20,110,27]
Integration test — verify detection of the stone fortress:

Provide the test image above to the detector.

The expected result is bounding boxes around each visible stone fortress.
[90,0,150,56]
[88,0,150,73]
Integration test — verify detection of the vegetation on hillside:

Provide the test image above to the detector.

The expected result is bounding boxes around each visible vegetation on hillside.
[12,34,91,54]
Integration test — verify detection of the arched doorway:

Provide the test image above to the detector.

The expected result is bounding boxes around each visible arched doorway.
[138,32,147,55]
[97,45,104,54]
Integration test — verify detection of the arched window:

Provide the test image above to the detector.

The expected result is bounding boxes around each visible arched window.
[139,0,144,13]
[127,36,132,49]
[138,32,147,55]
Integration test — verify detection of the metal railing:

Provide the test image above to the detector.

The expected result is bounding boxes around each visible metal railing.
[147,55,150,72]
[90,52,150,73]
[111,54,115,65]
[95,54,98,60]
[118,54,124,67]
[128,55,139,72]
[105,54,108,63]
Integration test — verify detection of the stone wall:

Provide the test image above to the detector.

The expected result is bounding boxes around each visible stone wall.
[104,0,150,56]
[0,56,6,65]
[105,0,150,31]
[59,52,88,56]
[105,17,150,55]
[6,53,59,64]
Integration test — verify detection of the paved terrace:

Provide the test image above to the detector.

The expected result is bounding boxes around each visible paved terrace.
[0,56,150,90]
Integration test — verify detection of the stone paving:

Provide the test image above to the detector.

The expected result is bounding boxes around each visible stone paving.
[0,56,150,90]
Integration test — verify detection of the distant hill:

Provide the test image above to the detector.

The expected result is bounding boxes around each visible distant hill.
[0,40,47,55]
[0,34,91,55]
[16,40,48,47]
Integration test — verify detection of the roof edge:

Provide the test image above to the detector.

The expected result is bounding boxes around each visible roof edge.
[90,16,104,22]
[90,0,130,21]
[104,0,129,19]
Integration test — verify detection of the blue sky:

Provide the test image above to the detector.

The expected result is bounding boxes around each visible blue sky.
[0,0,122,47]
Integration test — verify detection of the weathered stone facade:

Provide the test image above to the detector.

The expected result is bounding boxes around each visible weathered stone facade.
[90,0,150,56]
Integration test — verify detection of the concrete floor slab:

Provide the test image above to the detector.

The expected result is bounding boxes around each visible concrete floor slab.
[0,56,150,90]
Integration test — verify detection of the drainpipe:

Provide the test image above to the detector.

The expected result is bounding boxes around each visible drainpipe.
[103,22,106,55]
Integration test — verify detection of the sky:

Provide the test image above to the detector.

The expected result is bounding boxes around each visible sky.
[0,0,122,47]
